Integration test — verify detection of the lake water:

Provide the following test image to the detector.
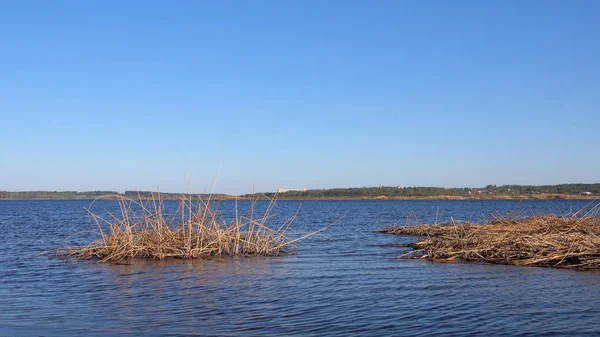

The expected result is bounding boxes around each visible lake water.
[1,199,600,336]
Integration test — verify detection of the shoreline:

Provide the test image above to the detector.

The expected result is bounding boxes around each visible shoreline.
[269,194,597,201]
[0,194,596,201]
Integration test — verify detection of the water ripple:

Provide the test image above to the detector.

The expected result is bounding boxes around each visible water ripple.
[1,199,600,336]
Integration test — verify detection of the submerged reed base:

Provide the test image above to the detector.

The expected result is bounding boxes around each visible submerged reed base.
[377,206,600,270]
[57,194,323,263]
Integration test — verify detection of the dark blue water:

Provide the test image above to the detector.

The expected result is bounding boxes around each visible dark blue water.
[1,199,600,336]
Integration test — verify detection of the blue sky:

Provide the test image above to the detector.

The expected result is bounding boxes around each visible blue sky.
[1,1,599,194]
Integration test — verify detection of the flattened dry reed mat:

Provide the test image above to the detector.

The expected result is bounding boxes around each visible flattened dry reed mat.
[54,193,330,263]
[377,202,600,270]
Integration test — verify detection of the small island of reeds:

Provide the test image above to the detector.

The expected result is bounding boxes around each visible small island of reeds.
[57,194,324,263]
[376,204,600,270]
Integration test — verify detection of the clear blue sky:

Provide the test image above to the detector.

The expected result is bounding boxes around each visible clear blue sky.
[1,1,599,194]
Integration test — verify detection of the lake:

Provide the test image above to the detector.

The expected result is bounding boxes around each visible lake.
[1,199,599,336]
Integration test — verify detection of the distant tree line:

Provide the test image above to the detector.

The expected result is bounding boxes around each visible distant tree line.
[2,184,598,200]
[483,184,600,195]
[0,190,222,200]
[249,183,600,198]
[0,191,119,200]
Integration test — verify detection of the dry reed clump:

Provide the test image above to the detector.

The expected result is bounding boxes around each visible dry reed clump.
[376,204,600,270]
[57,194,324,263]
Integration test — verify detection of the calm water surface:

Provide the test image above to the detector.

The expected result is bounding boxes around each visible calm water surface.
[1,199,600,336]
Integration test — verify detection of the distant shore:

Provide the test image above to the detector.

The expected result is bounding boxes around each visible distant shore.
[2,184,598,201]
[267,194,598,201]
[0,194,596,201]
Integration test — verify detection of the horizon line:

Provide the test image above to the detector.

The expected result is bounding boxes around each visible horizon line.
[2,182,599,196]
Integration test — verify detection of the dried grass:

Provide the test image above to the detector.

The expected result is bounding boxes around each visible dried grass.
[376,203,600,270]
[57,193,325,263]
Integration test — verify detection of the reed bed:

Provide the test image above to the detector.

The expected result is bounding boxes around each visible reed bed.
[376,203,600,270]
[57,193,324,263]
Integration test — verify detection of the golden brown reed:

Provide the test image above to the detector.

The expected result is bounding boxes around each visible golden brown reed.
[376,203,600,270]
[57,193,326,263]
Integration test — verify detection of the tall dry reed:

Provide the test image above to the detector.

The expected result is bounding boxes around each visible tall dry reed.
[377,202,600,270]
[58,193,325,263]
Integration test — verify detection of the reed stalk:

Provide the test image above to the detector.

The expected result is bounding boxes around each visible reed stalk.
[57,192,323,263]
[377,203,600,270]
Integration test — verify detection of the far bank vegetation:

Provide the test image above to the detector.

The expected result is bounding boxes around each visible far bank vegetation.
[4,183,599,200]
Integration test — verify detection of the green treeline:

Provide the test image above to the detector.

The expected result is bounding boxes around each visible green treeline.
[0,190,219,200]
[253,183,600,198]
[0,191,119,200]
[483,184,600,195]
[1,183,598,200]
